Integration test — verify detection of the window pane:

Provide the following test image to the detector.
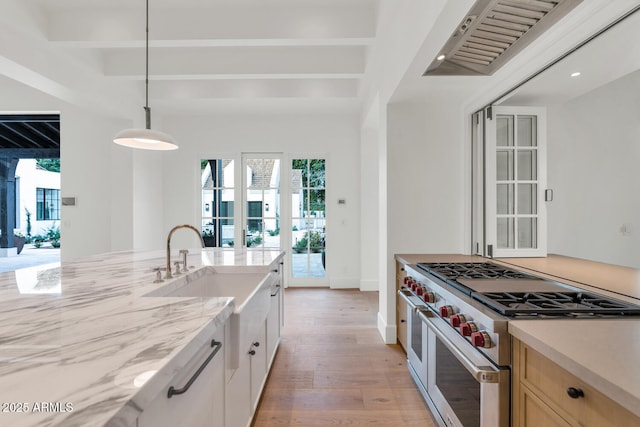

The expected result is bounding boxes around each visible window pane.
[292,159,308,188]
[517,150,537,181]
[309,189,326,213]
[496,150,513,181]
[497,218,515,249]
[518,218,537,249]
[309,159,326,188]
[497,184,514,215]
[517,116,537,147]
[496,115,514,147]
[263,189,278,218]
[518,184,537,215]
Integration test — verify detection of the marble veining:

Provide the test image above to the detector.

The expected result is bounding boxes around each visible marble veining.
[0,248,284,427]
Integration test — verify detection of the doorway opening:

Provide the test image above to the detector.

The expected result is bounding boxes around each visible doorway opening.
[0,114,60,272]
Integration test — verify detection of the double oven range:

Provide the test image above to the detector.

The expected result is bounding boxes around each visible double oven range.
[398,261,640,427]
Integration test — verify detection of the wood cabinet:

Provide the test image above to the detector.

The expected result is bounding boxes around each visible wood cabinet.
[396,261,408,351]
[512,337,640,427]
[137,324,226,427]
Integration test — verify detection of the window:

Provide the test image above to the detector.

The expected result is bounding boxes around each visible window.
[201,159,235,247]
[36,188,60,220]
[291,158,326,278]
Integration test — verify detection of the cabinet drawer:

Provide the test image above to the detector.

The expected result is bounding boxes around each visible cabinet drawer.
[514,339,640,426]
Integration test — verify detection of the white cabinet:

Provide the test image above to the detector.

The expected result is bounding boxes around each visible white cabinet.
[266,262,283,367]
[225,324,267,427]
[249,326,267,412]
[226,265,283,427]
[137,324,225,427]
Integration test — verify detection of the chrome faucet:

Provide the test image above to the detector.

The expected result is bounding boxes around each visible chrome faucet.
[166,224,205,279]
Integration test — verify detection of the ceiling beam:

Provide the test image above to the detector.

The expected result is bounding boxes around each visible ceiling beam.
[46,4,376,47]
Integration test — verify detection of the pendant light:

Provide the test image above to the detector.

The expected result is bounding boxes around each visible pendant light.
[113,0,177,150]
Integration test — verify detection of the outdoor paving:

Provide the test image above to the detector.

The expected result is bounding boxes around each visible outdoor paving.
[0,244,61,273]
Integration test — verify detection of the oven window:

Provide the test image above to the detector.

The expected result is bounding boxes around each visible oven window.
[435,336,481,427]
[410,310,422,360]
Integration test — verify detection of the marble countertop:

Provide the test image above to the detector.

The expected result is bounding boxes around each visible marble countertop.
[0,248,284,427]
[395,253,640,417]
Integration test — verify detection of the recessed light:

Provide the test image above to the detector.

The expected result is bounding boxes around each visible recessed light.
[571,72,581,77]
[437,54,446,61]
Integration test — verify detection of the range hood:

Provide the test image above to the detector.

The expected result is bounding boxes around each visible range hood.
[424,0,583,76]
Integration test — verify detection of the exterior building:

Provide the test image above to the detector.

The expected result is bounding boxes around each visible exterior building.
[14,159,61,239]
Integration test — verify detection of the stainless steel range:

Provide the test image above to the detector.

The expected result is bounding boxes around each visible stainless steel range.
[398,261,640,427]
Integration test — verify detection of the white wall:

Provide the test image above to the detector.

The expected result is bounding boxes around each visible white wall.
[0,75,144,261]
[547,71,640,268]
[160,113,361,288]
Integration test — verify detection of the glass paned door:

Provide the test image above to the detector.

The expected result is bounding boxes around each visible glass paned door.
[485,106,547,258]
[201,159,235,247]
[291,159,326,278]
[243,155,281,249]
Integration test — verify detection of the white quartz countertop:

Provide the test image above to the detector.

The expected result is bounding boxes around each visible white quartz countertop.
[0,248,284,427]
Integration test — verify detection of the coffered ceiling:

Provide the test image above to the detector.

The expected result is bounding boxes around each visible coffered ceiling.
[2,0,378,117]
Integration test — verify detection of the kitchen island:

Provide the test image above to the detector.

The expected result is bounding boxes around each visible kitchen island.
[395,253,640,424]
[0,248,284,427]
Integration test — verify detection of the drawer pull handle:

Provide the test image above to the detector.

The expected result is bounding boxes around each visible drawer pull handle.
[567,387,584,399]
[167,340,222,398]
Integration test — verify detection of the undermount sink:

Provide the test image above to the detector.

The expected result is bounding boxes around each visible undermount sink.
[145,267,277,368]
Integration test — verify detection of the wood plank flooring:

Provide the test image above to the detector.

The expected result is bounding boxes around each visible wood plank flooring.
[252,288,437,426]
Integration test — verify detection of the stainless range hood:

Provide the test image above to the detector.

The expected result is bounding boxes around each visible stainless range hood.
[424,0,583,76]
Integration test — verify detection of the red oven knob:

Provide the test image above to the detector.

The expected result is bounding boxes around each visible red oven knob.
[449,314,466,327]
[439,305,454,318]
[460,322,478,336]
[416,286,424,296]
[471,331,492,348]
[422,291,436,303]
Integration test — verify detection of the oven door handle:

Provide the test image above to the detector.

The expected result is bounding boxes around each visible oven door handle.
[419,311,502,384]
[398,289,430,316]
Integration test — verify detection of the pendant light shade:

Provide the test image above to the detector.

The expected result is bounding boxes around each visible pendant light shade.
[113,0,177,150]
[113,127,177,150]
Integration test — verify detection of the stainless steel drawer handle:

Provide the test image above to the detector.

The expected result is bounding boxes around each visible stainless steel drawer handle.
[167,340,222,398]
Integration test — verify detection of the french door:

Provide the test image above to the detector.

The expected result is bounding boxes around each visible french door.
[201,154,327,283]
[201,154,281,250]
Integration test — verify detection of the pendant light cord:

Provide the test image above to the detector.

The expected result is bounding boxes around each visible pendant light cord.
[144,0,151,129]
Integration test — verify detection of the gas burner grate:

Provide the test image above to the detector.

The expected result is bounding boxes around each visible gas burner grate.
[417,262,535,280]
[473,291,640,316]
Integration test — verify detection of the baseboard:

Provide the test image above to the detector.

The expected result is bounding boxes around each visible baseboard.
[330,277,360,289]
[359,279,378,291]
[377,312,397,344]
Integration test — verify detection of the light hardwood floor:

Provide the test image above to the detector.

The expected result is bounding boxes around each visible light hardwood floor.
[252,288,437,426]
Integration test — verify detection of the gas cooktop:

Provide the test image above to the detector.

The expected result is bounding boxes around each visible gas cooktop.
[415,261,640,317]
[474,290,640,317]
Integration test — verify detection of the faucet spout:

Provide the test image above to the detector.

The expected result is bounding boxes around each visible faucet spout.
[166,224,205,279]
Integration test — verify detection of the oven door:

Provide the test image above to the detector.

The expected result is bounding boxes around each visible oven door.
[420,312,510,427]
[398,290,429,389]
